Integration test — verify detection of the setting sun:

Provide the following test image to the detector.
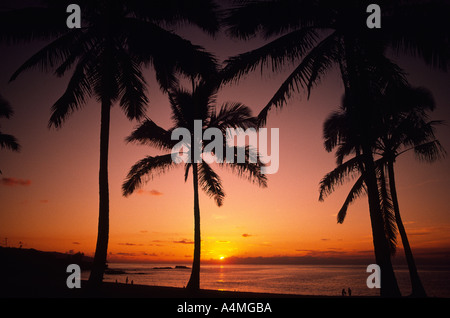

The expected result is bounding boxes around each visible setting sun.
[219,256,225,261]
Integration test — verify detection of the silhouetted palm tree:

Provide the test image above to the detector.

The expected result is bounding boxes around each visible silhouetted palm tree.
[122,80,267,290]
[223,0,450,296]
[319,93,399,256]
[375,86,446,297]
[223,0,449,120]
[0,94,20,173]
[2,0,220,286]
[319,85,446,297]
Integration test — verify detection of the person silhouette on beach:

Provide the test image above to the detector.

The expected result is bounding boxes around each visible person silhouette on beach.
[348,287,352,296]
[341,288,346,296]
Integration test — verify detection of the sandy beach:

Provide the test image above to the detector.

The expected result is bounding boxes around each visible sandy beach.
[3,279,338,298]
[4,281,445,318]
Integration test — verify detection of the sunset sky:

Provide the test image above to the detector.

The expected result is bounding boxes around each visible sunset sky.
[1,9,450,265]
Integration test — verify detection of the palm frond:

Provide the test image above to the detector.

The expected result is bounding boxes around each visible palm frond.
[0,6,68,44]
[385,1,450,71]
[152,58,180,92]
[191,81,218,120]
[53,29,97,78]
[323,107,348,153]
[413,139,447,163]
[0,132,20,152]
[208,102,257,133]
[48,54,93,128]
[9,29,84,82]
[224,0,320,39]
[90,48,121,103]
[125,19,218,89]
[377,165,397,255]
[126,119,175,150]
[168,81,218,127]
[220,145,267,188]
[398,86,435,113]
[122,154,175,196]
[172,0,221,35]
[184,163,191,182]
[0,94,13,119]
[400,119,442,149]
[366,55,409,94]
[169,88,203,128]
[222,27,319,83]
[335,141,360,166]
[198,162,225,206]
[168,88,191,128]
[258,31,339,126]
[129,0,220,36]
[116,48,149,121]
[318,156,362,202]
[336,175,366,224]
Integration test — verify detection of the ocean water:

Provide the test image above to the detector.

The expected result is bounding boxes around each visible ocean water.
[82,263,450,297]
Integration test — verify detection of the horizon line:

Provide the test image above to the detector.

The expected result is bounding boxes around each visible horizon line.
[4,246,449,267]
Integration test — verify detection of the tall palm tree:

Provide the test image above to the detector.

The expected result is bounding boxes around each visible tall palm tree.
[375,85,446,297]
[319,85,446,297]
[222,0,450,296]
[122,80,267,290]
[319,92,400,255]
[0,94,20,174]
[1,0,220,286]
[223,0,449,120]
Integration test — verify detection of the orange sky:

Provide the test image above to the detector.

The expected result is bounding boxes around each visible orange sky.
[1,24,450,265]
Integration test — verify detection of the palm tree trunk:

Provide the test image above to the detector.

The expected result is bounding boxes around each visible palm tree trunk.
[186,162,201,290]
[387,161,427,297]
[341,36,401,297]
[362,147,401,297]
[88,98,111,287]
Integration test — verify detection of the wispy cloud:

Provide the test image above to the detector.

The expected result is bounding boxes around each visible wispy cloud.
[110,251,159,258]
[136,189,163,196]
[115,252,138,256]
[1,177,31,187]
[142,252,158,257]
[173,239,194,244]
[408,229,432,236]
[118,242,144,246]
[404,225,450,237]
[242,233,253,238]
[400,178,441,190]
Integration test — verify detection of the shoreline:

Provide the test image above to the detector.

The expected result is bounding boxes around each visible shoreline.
[2,278,446,299]
[3,279,375,298]
[83,281,344,298]
[3,281,445,317]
